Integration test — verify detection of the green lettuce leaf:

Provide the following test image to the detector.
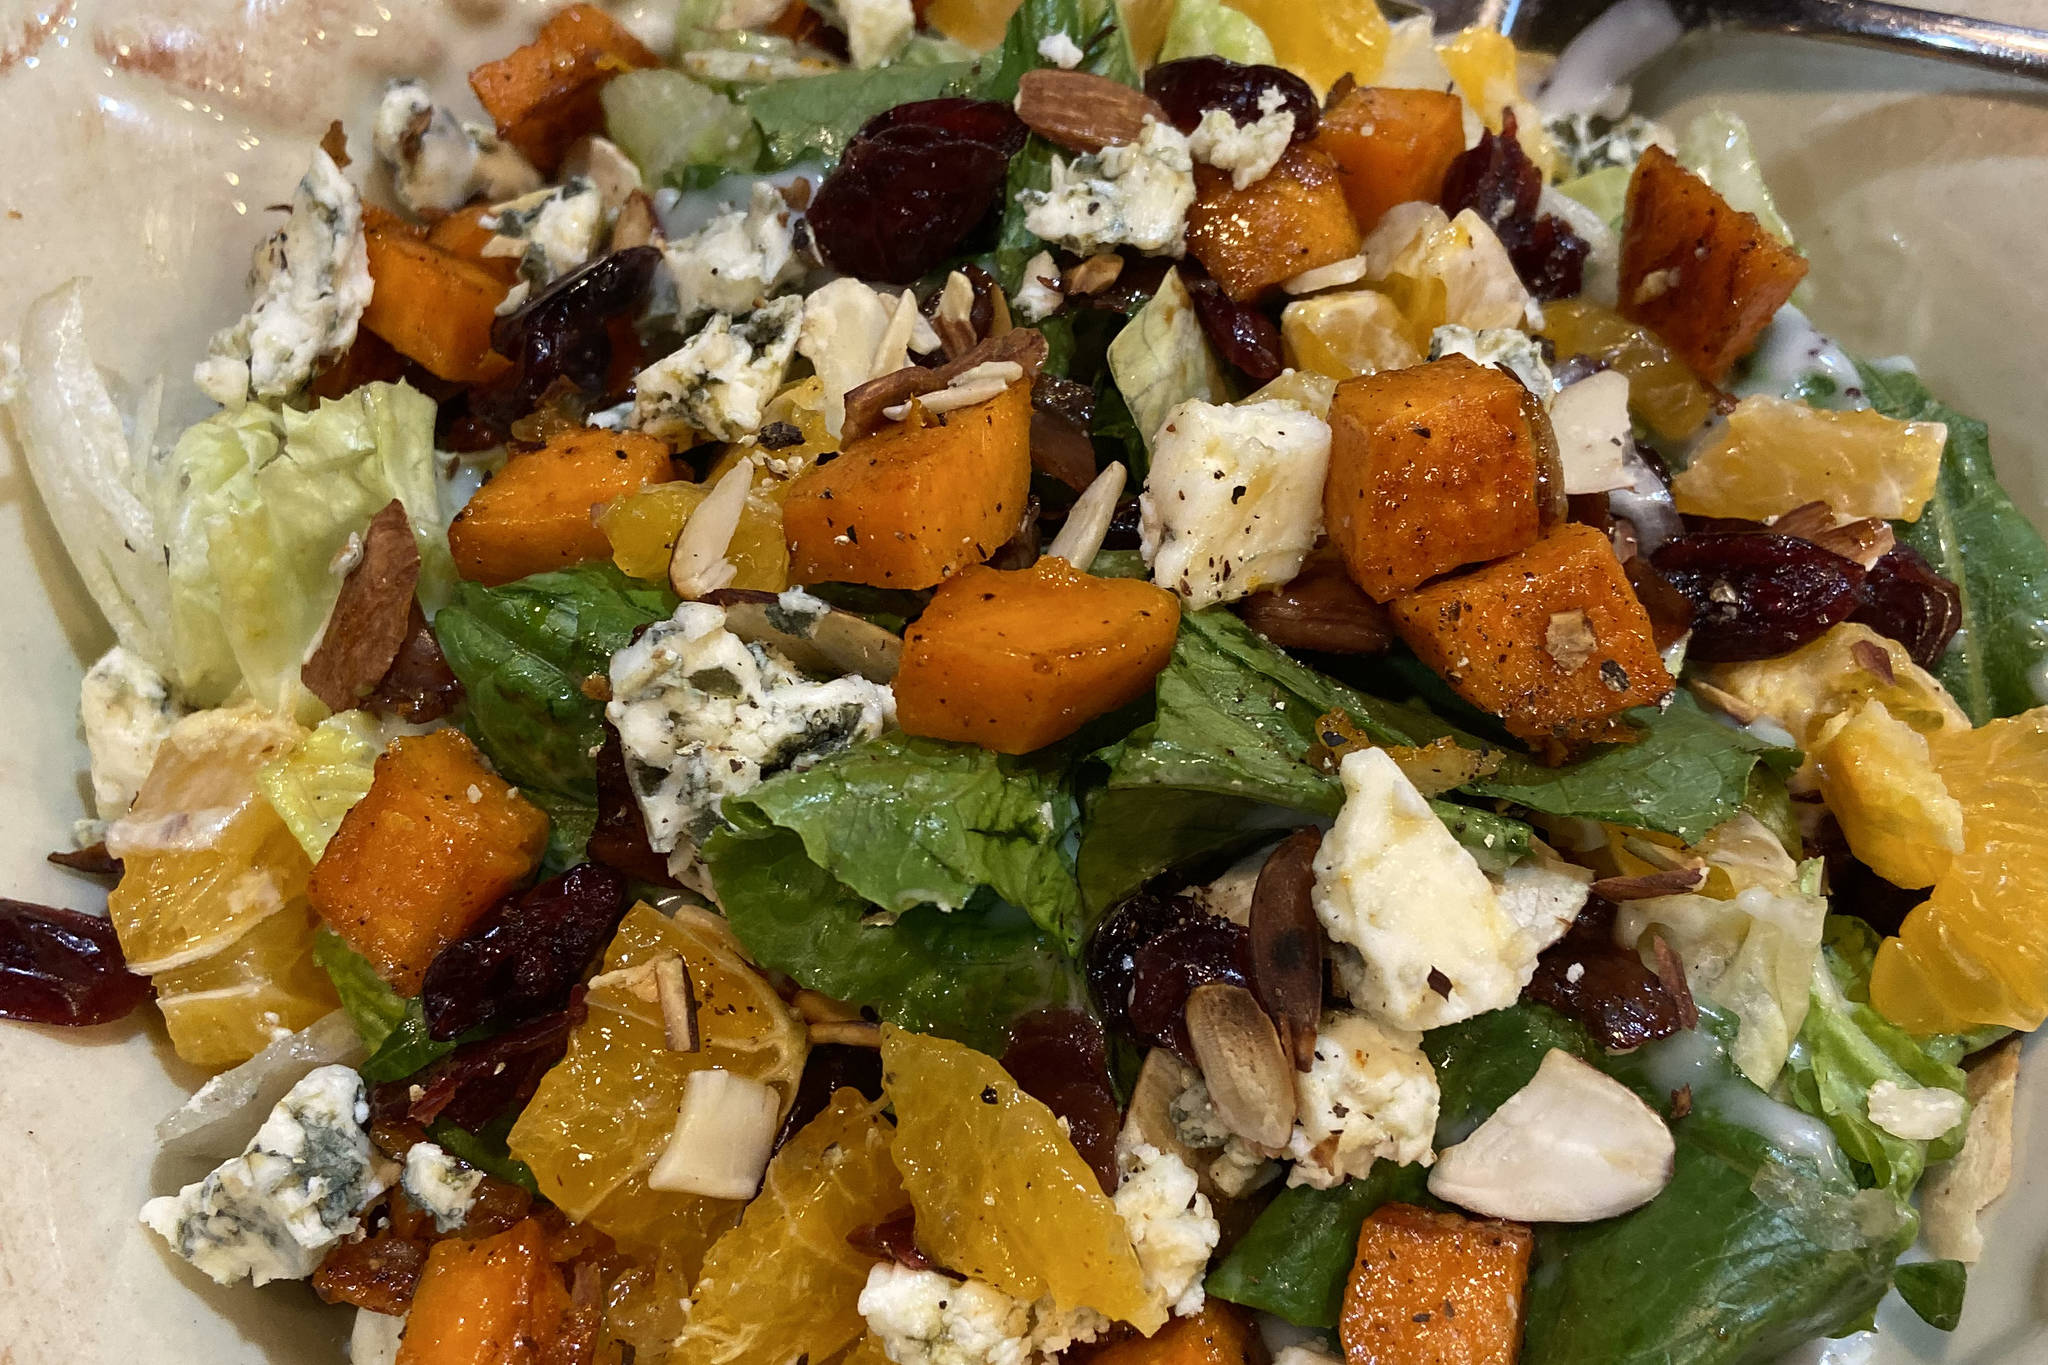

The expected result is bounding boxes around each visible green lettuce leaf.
[1779,916,1970,1196]
[1858,359,2048,723]
[1205,1162,1429,1326]
[144,382,451,715]
[973,0,1137,103]
[601,68,762,185]
[1104,268,1233,456]
[434,564,675,813]
[742,62,976,167]
[311,928,410,1054]
[1677,111,1793,246]
[703,822,1076,1053]
[1894,1259,1967,1332]
[730,733,1086,950]
[1157,0,1275,64]
[258,710,384,860]
[429,1116,541,1196]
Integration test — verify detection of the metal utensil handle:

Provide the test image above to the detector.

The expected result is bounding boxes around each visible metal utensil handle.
[1700,0,2048,79]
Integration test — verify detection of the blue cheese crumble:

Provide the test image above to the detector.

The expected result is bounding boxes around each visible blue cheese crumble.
[1188,86,1294,190]
[371,79,540,217]
[78,645,186,824]
[632,293,803,443]
[1022,119,1196,258]
[195,150,372,407]
[483,179,606,291]
[608,601,895,880]
[399,1141,483,1233]
[664,182,806,324]
[140,1065,390,1286]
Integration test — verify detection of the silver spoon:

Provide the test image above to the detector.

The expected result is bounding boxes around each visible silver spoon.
[1401,0,2048,80]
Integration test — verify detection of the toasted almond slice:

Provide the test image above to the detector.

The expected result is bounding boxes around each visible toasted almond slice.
[810,1020,882,1047]
[935,270,978,360]
[1768,500,1836,540]
[1248,828,1324,1072]
[1044,462,1127,568]
[669,458,754,600]
[1184,982,1294,1149]
[1063,252,1124,297]
[1014,68,1168,153]
[1812,517,1895,570]
[302,500,421,712]
[1590,867,1707,900]
[654,954,700,1053]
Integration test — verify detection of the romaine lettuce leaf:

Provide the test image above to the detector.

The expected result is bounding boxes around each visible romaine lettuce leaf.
[258,710,384,860]
[433,563,675,813]
[703,821,1077,1053]
[1893,1259,1967,1332]
[1156,0,1275,65]
[1858,359,2048,723]
[311,927,409,1054]
[145,380,451,716]
[729,733,1087,950]
[601,69,763,186]
[1204,1161,1429,1327]
[973,0,1138,103]
[1677,111,1793,245]
[742,62,976,167]
[1104,268,1233,455]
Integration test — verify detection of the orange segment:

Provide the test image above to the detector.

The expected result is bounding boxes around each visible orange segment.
[1436,27,1556,176]
[1672,395,1948,523]
[1219,0,1390,96]
[598,479,791,588]
[1280,291,1423,380]
[881,1025,1163,1332]
[1812,700,1964,890]
[1696,622,1970,751]
[1540,300,1716,443]
[151,903,339,1068]
[670,1089,905,1365]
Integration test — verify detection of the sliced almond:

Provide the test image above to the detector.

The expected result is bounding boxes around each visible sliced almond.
[1687,678,1760,726]
[1590,867,1707,900]
[647,1069,781,1199]
[610,189,661,251]
[1544,609,1599,673]
[1851,637,1897,685]
[792,988,864,1024]
[1014,68,1168,153]
[669,458,754,600]
[1044,462,1127,568]
[1063,252,1124,297]
[654,954,700,1053]
[1768,500,1836,540]
[302,499,422,712]
[1248,828,1324,1072]
[706,587,903,683]
[841,328,1049,443]
[1812,517,1894,570]
[935,270,978,360]
[810,1020,882,1047]
[1184,982,1294,1149]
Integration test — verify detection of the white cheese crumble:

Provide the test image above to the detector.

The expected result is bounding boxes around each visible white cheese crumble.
[1866,1080,1969,1142]
[607,601,895,879]
[632,293,803,443]
[399,1141,483,1233]
[79,645,187,823]
[1285,1011,1440,1189]
[1188,86,1295,190]
[349,1309,408,1365]
[664,181,805,324]
[860,1264,1037,1365]
[371,79,541,217]
[1492,859,1593,956]
[1428,324,1554,399]
[1548,370,1635,494]
[140,1066,390,1286]
[1114,1137,1220,1316]
[1138,398,1331,609]
[483,179,606,290]
[1022,118,1196,259]
[1314,748,1537,1031]
[1036,31,1085,68]
[197,150,373,406]
[1012,250,1064,323]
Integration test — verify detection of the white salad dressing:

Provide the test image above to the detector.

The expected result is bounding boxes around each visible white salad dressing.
[1735,304,1868,409]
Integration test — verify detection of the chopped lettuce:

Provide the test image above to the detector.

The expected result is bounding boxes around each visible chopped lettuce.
[1104,268,1233,457]
[1894,1259,1967,1332]
[1554,164,1631,231]
[602,68,764,185]
[257,709,385,860]
[1677,111,1793,245]
[703,821,1077,1053]
[1205,1162,1429,1326]
[1156,0,1275,65]
[742,63,976,167]
[145,380,451,717]
[310,928,410,1055]
[973,0,1138,103]
[729,733,1087,950]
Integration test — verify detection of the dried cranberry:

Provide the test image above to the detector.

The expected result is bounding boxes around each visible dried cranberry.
[1622,556,1697,652]
[775,1042,886,1152]
[0,899,150,1026]
[1440,110,1588,301]
[1182,267,1283,381]
[1002,1007,1121,1192]
[421,863,628,1041]
[809,99,1027,284]
[1143,56,1318,142]
[47,844,122,878]
[848,1212,940,1270]
[1521,899,1683,1051]
[1851,544,1962,670]
[470,245,663,433]
[1650,532,1866,662]
[378,997,584,1132]
[313,1233,429,1314]
[1086,891,1249,1059]
[587,726,677,887]
[365,601,464,724]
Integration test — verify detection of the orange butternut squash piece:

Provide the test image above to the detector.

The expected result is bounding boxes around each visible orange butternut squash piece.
[363,222,513,383]
[1069,1301,1261,1364]
[309,730,549,992]
[428,204,523,285]
[468,3,660,173]
[896,558,1180,754]
[1186,146,1362,302]
[1341,1203,1533,1365]
[1388,522,1674,751]
[1314,87,1468,235]
[1618,145,1809,385]
[451,428,678,585]
[397,1219,571,1365]
[782,383,1033,588]
[1325,355,1559,603]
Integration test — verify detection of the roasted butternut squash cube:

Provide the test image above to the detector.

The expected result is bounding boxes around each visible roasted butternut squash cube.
[1341,1203,1533,1365]
[451,428,678,585]
[309,730,549,992]
[1069,1301,1261,1364]
[1618,145,1809,385]
[427,204,523,285]
[782,382,1033,589]
[363,223,512,383]
[1187,146,1363,302]
[896,558,1181,754]
[1388,522,1674,749]
[468,3,660,172]
[1314,87,1468,235]
[397,1219,572,1365]
[1324,355,1557,602]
